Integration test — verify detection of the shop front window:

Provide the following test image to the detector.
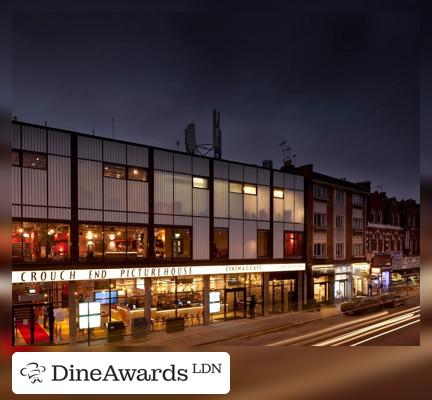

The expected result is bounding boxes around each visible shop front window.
[213,228,228,258]
[79,225,103,261]
[127,227,148,259]
[104,226,127,260]
[12,221,23,262]
[154,227,172,259]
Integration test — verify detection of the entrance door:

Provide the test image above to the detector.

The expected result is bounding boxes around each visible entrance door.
[314,283,328,303]
[224,288,246,319]
[334,281,346,301]
[13,303,53,346]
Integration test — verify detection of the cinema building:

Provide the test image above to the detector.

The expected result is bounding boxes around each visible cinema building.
[11,120,306,345]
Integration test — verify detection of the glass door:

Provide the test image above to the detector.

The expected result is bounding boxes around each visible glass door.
[224,288,246,319]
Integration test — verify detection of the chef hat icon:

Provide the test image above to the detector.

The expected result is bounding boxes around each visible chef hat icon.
[20,362,46,384]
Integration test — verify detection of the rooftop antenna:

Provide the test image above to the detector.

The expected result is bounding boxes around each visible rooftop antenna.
[44,120,48,127]
[111,117,115,139]
[176,139,180,151]
[377,184,384,192]
[278,141,296,165]
[92,129,95,136]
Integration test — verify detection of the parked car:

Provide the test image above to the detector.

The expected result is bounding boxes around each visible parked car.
[341,296,382,315]
[379,293,407,308]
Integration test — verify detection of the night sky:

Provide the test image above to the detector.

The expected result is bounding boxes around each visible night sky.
[12,12,419,201]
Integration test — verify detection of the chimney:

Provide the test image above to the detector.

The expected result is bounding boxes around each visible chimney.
[262,159,273,169]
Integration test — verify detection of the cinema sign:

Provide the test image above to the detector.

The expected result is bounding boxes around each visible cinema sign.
[12,263,305,283]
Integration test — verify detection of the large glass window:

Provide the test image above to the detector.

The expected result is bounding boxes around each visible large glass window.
[12,222,23,262]
[79,224,103,261]
[193,176,208,189]
[257,230,270,258]
[273,188,284,199]
[243,184,257,195]
[22,222,48,262]
[284,231,304,258]
[104,226,127,260]
[173,228,191,258]
[127,227,148,259]
[47,223,70,260]
[127,167,147,182]
[154,227,172,259]
[104,163,126,179]
[22,152,47,170]
[229,182,242,193]
[213,228,228,258]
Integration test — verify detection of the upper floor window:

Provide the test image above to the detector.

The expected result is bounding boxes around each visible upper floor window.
[243,183,257,195]
[229,182,242,193]
[335,190,345,202]
[376,210,382,223]
[154,227,191,259]
[193,176,208,189]
[213,228,228,259]
[313,185,327,199]
[257,230,270,258]
[336,243,344,257]
[284,231,303,258]
[12,150,20,166]
[352,243,364,257]
[313,212,327,228]
[273,188,284,199]
[104,163,126,179]
[128,167,148,182]
[352,218,364,230]
[352,193,364,206]
[22,152,47,170]
[313,243,327,257]
[335,215,344,229]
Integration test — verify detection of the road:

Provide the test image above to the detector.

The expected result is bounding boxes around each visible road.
[201,294,420,346]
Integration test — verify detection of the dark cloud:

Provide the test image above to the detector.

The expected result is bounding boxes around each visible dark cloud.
[12,11,419,200]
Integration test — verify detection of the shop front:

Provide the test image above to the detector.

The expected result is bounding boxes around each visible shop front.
[268,272,298,313]
[351,262,370,296]
[12,262,305,346]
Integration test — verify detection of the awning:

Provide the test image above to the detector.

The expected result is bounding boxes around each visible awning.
[372,254,392,268]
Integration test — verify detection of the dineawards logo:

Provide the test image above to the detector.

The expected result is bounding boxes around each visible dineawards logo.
[12,352,230,395]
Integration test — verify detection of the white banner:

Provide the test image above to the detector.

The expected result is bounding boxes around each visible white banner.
[12,263,305,283]
[13,351,230,394]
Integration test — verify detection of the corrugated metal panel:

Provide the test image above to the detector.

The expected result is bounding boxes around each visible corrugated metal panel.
[154,150,173,171]
[273,222,283,258]
[295,175,304,191]
[128,212,148,224]
[193,188,209,217]
[78,136,102,160]
[214,160,229,179]
[174,153,192,174]
[104,178,126,210]
[273,171,284,188]
[23,168,47,205]
[12,167,21,204]
[48,207,71,220]
[127,145,148,168]
[13,124,20,148]
[294,191,304,224]
[229,220,243,259]
[257,185,270,221]
[193,157,209,177]
[48,130,70,156]
[284,173,295,189]
[78,209,103,222]
[284,223,294,232]
[174,216,193,226]
[127,181,148,213]
[283,189,294,222]
[244,166,257,183]
[257,168,270,185]
[12,204,21,217]
[78,160,102,209]
[23,206,47,219]
[273,198,283,222]
[174,173,192,215]
[229,162,243,181]
[193,217,209,260]
[214,218,229,228]
[22,125,46,152]
[214,179,228,218]
[154,171,173,214]
[258,221,270,230]
[48,156,70,207]
[154,214,174,225]
[103,140,126,164]
[244,221,257,259]
[244,194,257,220]
[229,193,243,219]
[294,223,304,232]
[104,211,127,223]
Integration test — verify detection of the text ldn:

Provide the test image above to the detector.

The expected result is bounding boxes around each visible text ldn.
[52,364,188,382]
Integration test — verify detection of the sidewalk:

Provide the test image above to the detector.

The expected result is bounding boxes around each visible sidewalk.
[81,304,342,347]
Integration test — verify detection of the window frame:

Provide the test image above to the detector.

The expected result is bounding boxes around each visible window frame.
[242,183,257,196]
[192,176,209,190]
[127,166,148,182]
[273,188,284,199]
[229,181,243,194]
[22,151,47,170]
[257,229,270,258]
[103,163,127,179]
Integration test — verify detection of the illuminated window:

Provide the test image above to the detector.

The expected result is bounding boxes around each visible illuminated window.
[12,150,20,166]
[22,152,47,170]
[193,176,208,189]
[243,184,257,195]
[79,225,103,261]
[284,231,303,258]
[213,228,228,259]
[229,182,242,193]
[127,167,147,182]
[273,188,284,199]
[104,163,126,179]
[127,227,148,259]
[104,226,126,260]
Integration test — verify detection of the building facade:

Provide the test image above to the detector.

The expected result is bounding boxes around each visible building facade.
[293,164,369,304]
[12,121,307,346]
